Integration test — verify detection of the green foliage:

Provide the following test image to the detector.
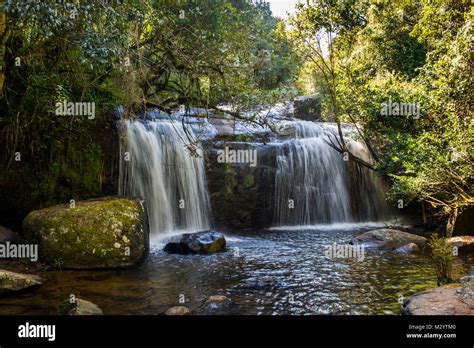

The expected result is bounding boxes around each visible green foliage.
[0,1,299,225]
[289,0,473,231]
[427,233,454,285]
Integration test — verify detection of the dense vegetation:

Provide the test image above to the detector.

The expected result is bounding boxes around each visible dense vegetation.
[289,0,472,235]
[0,0,472,234]
[0,0,299,227]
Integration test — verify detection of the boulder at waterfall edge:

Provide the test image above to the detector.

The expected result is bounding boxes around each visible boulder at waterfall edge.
[163,231,226,255]
[351,229,427,249]
[23,197,149,269]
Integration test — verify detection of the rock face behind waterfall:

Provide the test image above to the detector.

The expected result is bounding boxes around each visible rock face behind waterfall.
[205,142,277,229]
[294,95,322,121]
[22,197,149,269]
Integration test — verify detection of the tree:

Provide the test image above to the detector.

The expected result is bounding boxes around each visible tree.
[288,0,473,235]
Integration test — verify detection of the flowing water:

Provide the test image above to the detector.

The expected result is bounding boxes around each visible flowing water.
[274,121,390,225]
[119,118,212,240]
[1,225,472,315]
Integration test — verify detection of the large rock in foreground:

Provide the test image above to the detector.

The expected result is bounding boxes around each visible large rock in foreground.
[352,229,427,249]
[403,284,474,315]
[0,269,43,296]
[23,197,149,269]
[163,231,226,255]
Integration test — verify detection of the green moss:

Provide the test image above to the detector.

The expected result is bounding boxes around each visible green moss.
[243,174,255,188]
[223,163,237,200]
[23,197,147,269]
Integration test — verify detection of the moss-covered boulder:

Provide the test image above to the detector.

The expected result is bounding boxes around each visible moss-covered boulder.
[22,197,149,269]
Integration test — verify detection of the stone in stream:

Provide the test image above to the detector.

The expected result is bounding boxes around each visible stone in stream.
[22,196,149,269]
[403,283,474,315]
[198,295,233,315]
[351,229,427,249]
[58,298,103,315]
[0,269,43,296]
[163,306,193,315]
[163,231,226,255]
[395,243,420,253]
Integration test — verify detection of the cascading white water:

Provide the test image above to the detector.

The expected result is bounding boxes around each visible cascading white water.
[274,121,390,226]
[119,118,211,239]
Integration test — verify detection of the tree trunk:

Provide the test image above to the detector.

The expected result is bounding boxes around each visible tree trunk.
[446,207,458,238]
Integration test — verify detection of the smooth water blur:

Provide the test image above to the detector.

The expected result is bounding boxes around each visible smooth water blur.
[274,121,391,226]
[1,226,471,315]
[119,119,212,239]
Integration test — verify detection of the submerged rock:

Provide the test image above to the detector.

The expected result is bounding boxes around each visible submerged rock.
[198,295,233,315]
[403,283,474,315]
[163,306,192,315]
[163,231,226,255]
[395,243,420,253]
[352,229,427,249]
[59,298,103,315]
[22,196,149,269]
[0,269,43,295]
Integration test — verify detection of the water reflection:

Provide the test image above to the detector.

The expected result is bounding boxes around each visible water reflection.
[0,227,471,315]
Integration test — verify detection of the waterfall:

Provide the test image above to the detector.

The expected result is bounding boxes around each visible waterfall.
[274,121,390,226]
[119,118,211,239]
